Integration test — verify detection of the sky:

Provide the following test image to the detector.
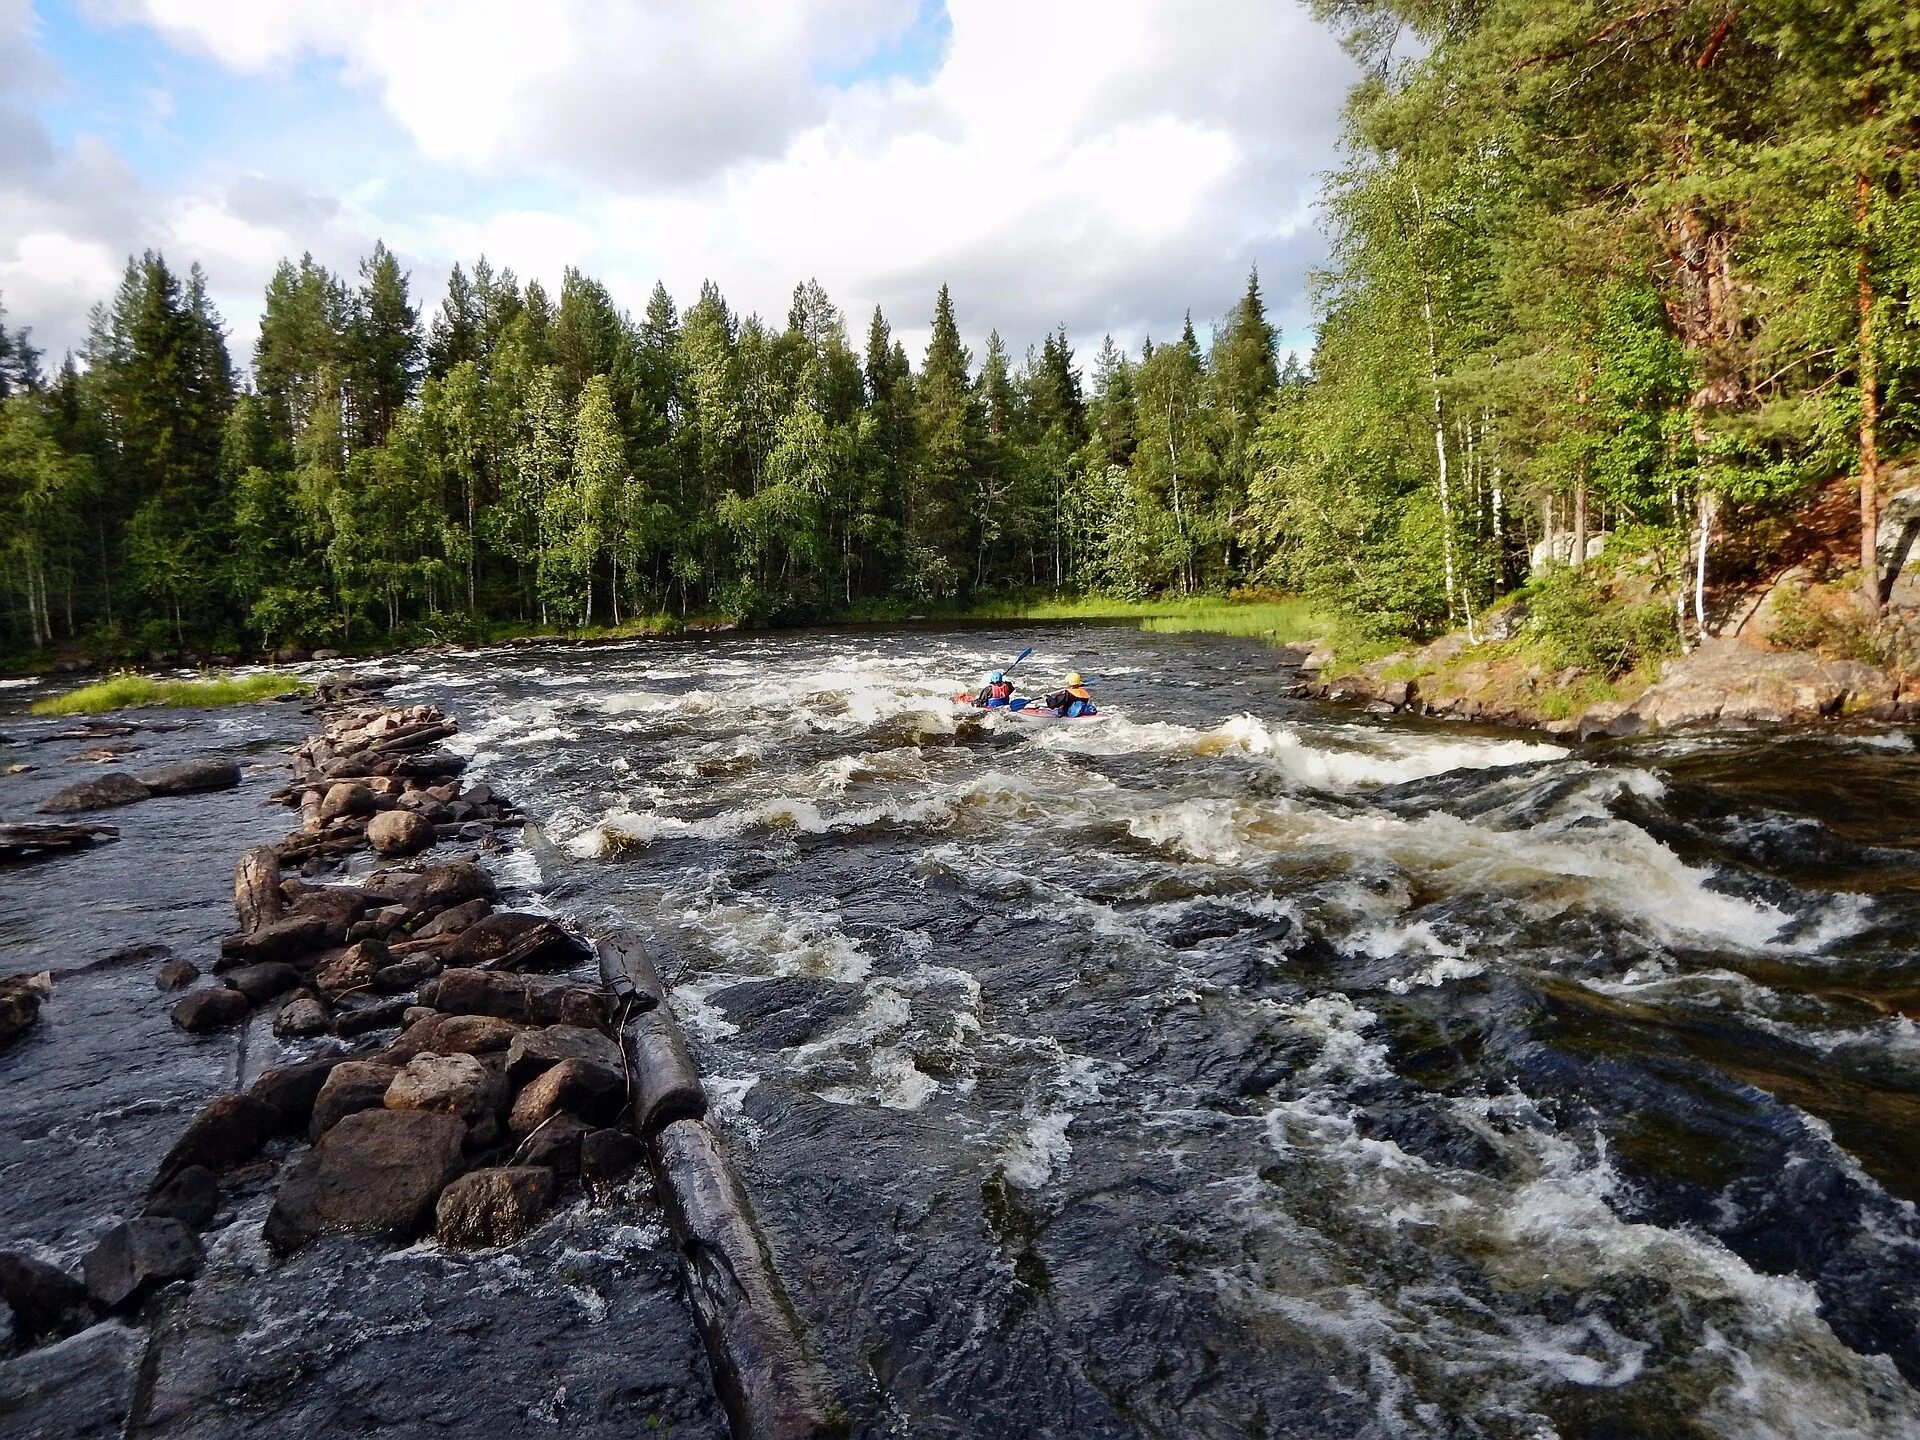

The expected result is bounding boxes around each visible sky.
[0,0,1360,377]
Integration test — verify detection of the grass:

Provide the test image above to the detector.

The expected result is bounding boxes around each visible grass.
[31,672,308,716]
[871,590,1339,645]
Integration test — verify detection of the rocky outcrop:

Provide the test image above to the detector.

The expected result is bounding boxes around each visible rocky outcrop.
[265,1108,469,1253]
[1604,643,1899,735]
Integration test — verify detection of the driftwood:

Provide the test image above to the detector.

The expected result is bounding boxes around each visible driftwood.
[234,846,284,932]
[33,723,139,744]
[0,822,119,861]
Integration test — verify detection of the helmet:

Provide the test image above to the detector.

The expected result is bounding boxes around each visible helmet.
[989,671,1004,683]
[1065,671,1082,686]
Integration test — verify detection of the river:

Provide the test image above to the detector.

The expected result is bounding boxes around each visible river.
[5,624,1920,1438]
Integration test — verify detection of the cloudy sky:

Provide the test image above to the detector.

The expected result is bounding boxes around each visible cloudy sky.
[0,0,1359,375]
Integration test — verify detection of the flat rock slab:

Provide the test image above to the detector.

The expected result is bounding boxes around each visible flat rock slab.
[37,772,149,814]
[505,1023,624,1086]
[136,757,241,796]
[0,1320,144,1440]
[266,1108,468,1253]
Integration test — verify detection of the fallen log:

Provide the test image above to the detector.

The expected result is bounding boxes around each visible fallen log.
[0,822,120,861]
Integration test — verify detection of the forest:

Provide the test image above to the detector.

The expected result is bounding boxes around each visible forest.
[0,0,1915,666]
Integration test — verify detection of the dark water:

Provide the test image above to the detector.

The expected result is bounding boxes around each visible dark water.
[5,627,1920,1438]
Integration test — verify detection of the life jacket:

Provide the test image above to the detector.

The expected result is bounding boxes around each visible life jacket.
[1044,688,1094,716]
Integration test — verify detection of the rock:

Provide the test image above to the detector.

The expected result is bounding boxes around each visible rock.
[0,1252,94,1343]
[434,1167,555,1248]
[318,781,375,822]
[413,897,491,939]
[311,648,344,661]
[265,1109,468,1253]
[425,968,605,1028]
[218,914,333,966]
[82,1218,202,1309]
[505,1024,624,1087]
[403,1005,435,1027]
[385,1051,503,1127]
[246,1055,348,1128]
[135,757,241,795]
[273,995,330,1037]
[315,939,386,999]
[0,971,51,1046]
[367,809,434,857]
[420,860,496,908]
[360,869,429,906]
[372,956,442,994]
[287,885,371,927]
[37,771,149,814]
[144,1165,218,1230]
[1622,642,1897,732]
[1380,679,1415,708]
[580,1128,645,1184]
[512,1113,590,1179]
[382,1011,521,1062]
[309,1061,401,1140]
[154,958,200,991]
[223,961,302,1004]
[171,986,251,1033]
[509,1057,626,1132]
[445,912,584,970]
[154,1094,283,1184]
[332,997,414,1037]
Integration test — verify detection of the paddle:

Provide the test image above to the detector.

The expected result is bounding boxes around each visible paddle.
[1005,646,1034,675]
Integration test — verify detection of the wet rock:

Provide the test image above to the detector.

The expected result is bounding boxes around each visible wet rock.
[218,913,332,967]
[82,1218,201,1309]
[246,1055,349,1128]
[309,1061,401,1140]
[0,971,51,1046]
[367,809,434,857]
[580,1127,644,1184]
[421,860,496,908]
[511,1113,590,1179]
[155,1094,282,1183]
[37,771,149,814]
[505,1023,624,1086]
[154,957,200,991]
[445,912,583,970]
[286,884,371,928]
[332,997,414,1038]
[413,896,491,939]
[360,869,429,907]
[144,1165,219,1230]
[135,756,241,796]
[424,968,604,1028]
[266,1109,468,1253]
[170,986,250,1033]
[272,995,330,1037]
[385,1051,503,1127]
[372,956,442,994]
[382,1011,521,1062]
[434,1166,556,1248]
[509,1057,626,1132]
[317,781,375,822]
[709,976,864,1049]
[0,1252,93,1343]
[315,939,386,999]
[222,961,302,1004]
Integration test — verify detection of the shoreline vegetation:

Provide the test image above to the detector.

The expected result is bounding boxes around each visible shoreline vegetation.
[28,673,308,717]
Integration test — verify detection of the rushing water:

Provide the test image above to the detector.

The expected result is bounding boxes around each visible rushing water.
[6,625,1920,1438]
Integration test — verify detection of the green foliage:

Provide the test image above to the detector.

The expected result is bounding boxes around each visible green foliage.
[1524,570,1679,678]
[32,671,306,715]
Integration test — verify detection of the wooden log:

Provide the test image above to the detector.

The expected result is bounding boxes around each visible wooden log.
[234,846,284,933]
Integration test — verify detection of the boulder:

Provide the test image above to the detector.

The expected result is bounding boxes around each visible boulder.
[273,995,330,1037]
[332,996,414,1037]
[287,885,372,927]
[171,986,251,1033]
[308,1060,401,1140]
[367,809,434,857]
[512,1113,589,1179]
[144,1165,218,1230]
[81,1218,201,1309]
[360,869,429,907]
[0,972,51,1046]
[580,1127,645,1184]
[37,771,149,814]
[382,1011,520,1063]
[318,781,376,822]
[135,757,241,796]
[413,897,491,940]
[384,1051,503,1127]
[154,958,200,991]
[265,1109,468,1253]
[446,912,583,970]
[246,1055,349,1128]
[434,1166,556,1248]
[218,914,333,967]
[505,1024,624,1087]
[223,961,302,1004]
[315,939,386,999]
[154,1094,282,1184]
[508,1057,626,1132]
[0,1252,94,1343]
[424,968,604,1028]
[421,861,496,908]
[1623,643,1897,731]
[372,956,442,994]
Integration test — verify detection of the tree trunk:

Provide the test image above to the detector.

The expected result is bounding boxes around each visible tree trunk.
[1572,367,1590,569]
[1415,217,1461,629]
[1857,170,1882,618]
[1693,491,1717,637]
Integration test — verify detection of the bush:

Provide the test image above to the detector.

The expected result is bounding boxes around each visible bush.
[1526,570,1678,678]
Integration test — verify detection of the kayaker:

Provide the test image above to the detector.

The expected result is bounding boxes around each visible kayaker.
[1039,672,1097,717]
[971,670,1016,708]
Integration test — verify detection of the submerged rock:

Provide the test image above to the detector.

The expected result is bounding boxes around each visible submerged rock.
[37,771,149,814]
[154,958,200,991]
[82,1218,202,1309]
[580,1127,644,1184]
[0,972,51,1046]
[265,1108,468,1253]
[170,987,250,1034]
[0,1252,93,1343]
[434,1166,556,1248]
[135,757,241,796]
[144,1165,219,1231]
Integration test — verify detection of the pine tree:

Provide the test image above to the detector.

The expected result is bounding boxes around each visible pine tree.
[909,284,980,597]
[348,241,421,450]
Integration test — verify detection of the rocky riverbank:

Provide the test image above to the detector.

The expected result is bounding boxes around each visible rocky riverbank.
[0,682,838,1439]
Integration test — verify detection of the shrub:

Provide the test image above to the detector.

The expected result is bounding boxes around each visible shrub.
[1526,570,1678,678]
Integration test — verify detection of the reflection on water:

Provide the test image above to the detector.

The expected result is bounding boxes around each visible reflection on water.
[365,624,1920,1438]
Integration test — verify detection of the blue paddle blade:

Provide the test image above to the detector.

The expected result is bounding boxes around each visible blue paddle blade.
[1007,646,1034,672]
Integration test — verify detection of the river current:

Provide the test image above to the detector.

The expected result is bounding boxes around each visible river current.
[6,624,1920,1438]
